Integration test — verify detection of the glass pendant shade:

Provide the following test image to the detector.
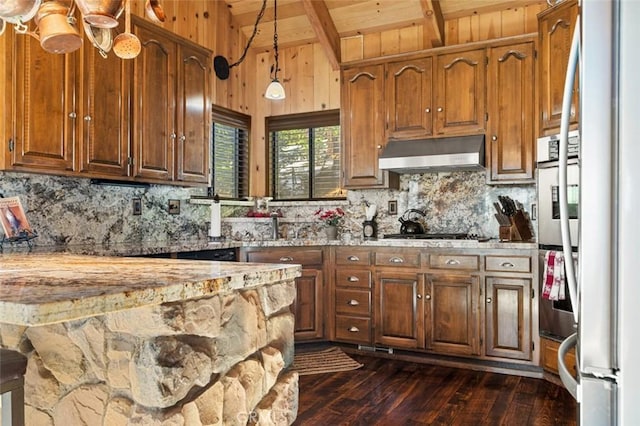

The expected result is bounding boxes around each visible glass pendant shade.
[265,79,286,100]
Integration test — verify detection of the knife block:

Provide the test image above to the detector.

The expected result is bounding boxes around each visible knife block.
[498,210,533,242]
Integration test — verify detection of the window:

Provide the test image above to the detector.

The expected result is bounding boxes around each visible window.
[211,105,250,199]
[267,110,343,200]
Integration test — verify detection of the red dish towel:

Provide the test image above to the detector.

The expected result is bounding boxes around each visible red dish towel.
[542,251,566,301]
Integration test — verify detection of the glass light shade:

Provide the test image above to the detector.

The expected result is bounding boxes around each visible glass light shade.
[265,79,286,100]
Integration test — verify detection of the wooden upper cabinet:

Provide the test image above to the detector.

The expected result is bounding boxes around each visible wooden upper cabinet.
[175,44,211,184]
[386,58,433,140]
[341,65,399,189]
[487,40,536,182]
[538,0,579,136]
[8,31,76,172]
[132,22,176,182]
[79,21,131,177]
[435,49,486,135]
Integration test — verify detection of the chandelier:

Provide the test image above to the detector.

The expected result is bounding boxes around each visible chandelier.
[0,0,165,58]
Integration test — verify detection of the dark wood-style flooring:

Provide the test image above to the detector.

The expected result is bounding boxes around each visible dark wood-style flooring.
[296,354,576,425]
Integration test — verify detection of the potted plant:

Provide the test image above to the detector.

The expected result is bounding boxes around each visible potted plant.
[314,208,344,240]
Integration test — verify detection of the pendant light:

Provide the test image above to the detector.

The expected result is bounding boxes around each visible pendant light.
[265,0,285,100]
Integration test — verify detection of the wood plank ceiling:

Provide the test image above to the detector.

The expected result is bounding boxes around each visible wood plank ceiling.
[223,0,545,68]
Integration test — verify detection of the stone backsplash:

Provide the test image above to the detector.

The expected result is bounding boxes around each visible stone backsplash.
[1,170,536,247]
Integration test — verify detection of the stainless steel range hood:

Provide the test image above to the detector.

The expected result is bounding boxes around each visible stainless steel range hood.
[378,134,485,173]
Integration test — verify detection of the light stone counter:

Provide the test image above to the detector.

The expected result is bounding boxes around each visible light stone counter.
[0,253,300,326]
[0,254,301,425]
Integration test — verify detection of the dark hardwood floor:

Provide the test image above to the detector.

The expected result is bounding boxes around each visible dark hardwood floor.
[296,354,576,425]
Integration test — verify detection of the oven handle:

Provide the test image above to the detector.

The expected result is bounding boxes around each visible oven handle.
[559,16,580,324]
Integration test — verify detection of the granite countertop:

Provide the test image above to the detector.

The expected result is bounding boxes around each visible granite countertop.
[0,253,301,327]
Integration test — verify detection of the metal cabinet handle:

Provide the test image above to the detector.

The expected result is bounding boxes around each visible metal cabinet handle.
[492,135,498,141]
[348,326,360,333]
[180,135,186,142]
[446,259,460,265]
[437,107,443,112]
[417,294,422,300]
[425,107,431,113]
[68,112,77,119]
[347,276,360,282]
[347,299,359,306]
[347,255,360,262]
[170,133,177,140]
[425,294,431,300]
[389,257,404,263]
[279,256,293,262]
[84,115,92,122]
[500,261,515,268]
[486,297,492,303]
[377,145,382,149]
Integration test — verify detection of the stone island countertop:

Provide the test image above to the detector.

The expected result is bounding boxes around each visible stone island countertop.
[0,253,301,326]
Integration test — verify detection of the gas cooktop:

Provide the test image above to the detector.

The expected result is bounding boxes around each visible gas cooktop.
[383,233,490,241]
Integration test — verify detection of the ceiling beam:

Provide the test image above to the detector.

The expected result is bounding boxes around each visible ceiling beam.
[420,0,445,48]
[301,0,341,70]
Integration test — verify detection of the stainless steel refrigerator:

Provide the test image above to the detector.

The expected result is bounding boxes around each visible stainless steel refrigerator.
[556,0,640,424]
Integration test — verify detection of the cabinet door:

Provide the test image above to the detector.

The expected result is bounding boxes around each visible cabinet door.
[79,25,131,177]
[538,0,579,135]
[485,276,532,360]
[294,269,324,340]
[341,65,398,189]
[386,58,433,139]
[375,272,425,349]
[175,44,210,184]
[10,32,76,172]
[132,23,176,181]
[435,49,486,135]
[425,274,480,355]
[487,41,535,182]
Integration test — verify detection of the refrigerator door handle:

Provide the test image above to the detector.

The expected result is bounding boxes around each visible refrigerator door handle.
[558,332,579,401]
[558,16,581,324]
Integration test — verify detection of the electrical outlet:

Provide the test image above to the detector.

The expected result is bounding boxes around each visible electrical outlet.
[132,198,142,215]
[168,199,180,215]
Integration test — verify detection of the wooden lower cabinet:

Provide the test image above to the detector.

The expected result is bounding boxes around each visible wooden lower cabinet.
[540,336,577,376]
[485,276,532,360]
[374,272,425,349]
[425,273,481,356]
[243,247,324,341]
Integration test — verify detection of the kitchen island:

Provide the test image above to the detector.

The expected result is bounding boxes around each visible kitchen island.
[0,254,301,425]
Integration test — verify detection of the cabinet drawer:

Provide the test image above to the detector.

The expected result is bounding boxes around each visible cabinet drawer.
[335,316,371,344]
[335,248,372,266]
[335,270,372,288]
[429,254,479,270]
[485,255,532,273]
[335,289,371,316]
[246,249,323,266]
[374,250,421,268]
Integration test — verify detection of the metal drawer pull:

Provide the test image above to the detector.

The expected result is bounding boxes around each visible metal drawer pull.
[446,259,460,265]
[348,326,360,333]
[347,276,360,282]
[347,299,360,306]
[417,294,422,300]
[500,261,515,268]
[279,256,293,262]
[486,297,492,303]
[347,255,360,261]
[389,257,404,263]
[425,294,431,300]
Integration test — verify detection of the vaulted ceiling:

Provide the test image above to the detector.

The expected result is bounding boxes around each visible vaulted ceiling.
[223,0,545,69]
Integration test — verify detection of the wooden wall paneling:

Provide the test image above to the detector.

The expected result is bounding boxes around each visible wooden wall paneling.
[479,11,502,41]
[313,44,332,110]
[328,58,341,110]
[525,3,547,32]
[398,25,423,53]
[500,7,526,37]
[294,44,315,113]
[341,36,364,62]
[446,19,459,45]
[251,50,272,197]
[380,29,401,56]
[362,33,381,59]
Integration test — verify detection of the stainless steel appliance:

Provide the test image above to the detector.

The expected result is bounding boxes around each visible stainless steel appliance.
[552,1,640,423]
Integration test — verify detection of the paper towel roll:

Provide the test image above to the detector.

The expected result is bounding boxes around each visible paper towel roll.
[209,202,221,238]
